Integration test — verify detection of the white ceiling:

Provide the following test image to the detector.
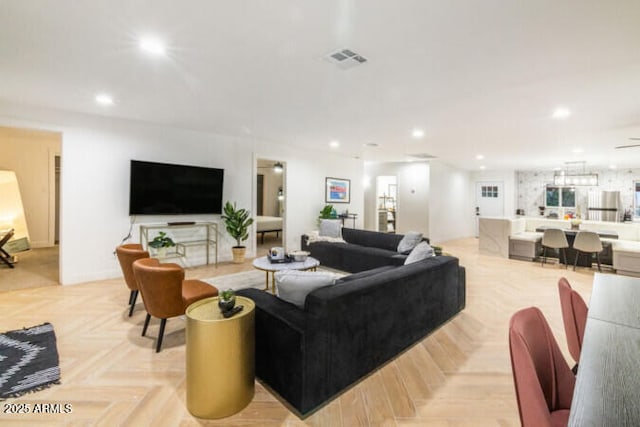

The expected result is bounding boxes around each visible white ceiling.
[1,0,640,171]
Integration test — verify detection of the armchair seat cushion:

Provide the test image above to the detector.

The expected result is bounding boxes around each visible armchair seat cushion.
[182,279,218,308]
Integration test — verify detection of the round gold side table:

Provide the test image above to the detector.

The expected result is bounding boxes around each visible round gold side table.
[185,296,255,419]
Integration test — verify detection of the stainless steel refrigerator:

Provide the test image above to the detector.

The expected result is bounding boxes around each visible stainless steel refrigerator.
[587,191,622,222]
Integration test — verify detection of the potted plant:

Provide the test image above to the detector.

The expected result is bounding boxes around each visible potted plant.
[221,201,254,263]
[318,204,337,224]
[218,288,236,313]
[148,231,175,257]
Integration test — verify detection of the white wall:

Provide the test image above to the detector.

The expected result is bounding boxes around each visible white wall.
[0,101,363,285]
[365,160,475,243]
[397,162,430,234]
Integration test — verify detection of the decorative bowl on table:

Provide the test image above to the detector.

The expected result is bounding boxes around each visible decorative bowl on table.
[290,250,310,262]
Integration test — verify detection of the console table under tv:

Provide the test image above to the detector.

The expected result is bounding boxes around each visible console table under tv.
[140,222,218,266]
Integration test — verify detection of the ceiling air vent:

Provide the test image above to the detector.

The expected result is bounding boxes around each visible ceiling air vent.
[408,153,437,160]
[324,48,368,70]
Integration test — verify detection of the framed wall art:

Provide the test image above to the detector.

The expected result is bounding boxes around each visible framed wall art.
[325,177,350,203]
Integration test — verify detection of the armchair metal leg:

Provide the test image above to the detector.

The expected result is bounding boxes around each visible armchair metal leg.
[156,319,167,353]
[142,313,151,336]
[596,253,601,272]
[541,247,547,266]
[128,290,139,317]
[561,248,567,268]
[573,251,580,271]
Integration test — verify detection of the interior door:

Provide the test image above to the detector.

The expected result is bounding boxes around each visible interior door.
[475,181,504,236]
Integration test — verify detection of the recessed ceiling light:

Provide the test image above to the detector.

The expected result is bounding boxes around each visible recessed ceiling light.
[552,107,571,119]
[139,37,166,56]
[412,128,425,138]
[572,148,584,154]
[329,140,340,148]
[95,94,114,105]
[476,154,484,160]
[553,167,562,171]
[609,164,617,169]
[480,165,486,170]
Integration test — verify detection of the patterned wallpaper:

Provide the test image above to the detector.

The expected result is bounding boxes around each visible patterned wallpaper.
[516,168,640,218]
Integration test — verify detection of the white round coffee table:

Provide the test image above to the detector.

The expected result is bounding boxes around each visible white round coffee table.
[252,256,320,294]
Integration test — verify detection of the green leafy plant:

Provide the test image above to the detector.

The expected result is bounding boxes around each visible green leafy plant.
[220,289,235,301]
[221,201,254,247]
[319,204,336,219]
[148,231,175,248]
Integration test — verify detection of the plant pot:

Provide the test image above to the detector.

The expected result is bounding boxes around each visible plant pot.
[231,246,246,264]
[153,247,168,258]
[218,295,236,313]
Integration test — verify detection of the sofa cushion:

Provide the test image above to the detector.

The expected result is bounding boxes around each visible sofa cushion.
[275,270,338,308]
[397,231,423,254]
[319,219,342,238]
[341,227,404,252]
[405,241,434,264]
[340,244,403,272]
[334,265,396,284]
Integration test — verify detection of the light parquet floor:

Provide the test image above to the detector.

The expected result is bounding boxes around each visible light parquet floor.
[0,238,600,426]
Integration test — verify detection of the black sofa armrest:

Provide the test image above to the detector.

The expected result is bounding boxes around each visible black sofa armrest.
[236,288,306,332]
[235,288,312,414]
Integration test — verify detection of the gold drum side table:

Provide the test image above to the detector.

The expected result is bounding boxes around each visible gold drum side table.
[186,296,255,419]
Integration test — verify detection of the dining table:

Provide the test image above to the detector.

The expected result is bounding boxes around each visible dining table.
[568,273,640,426]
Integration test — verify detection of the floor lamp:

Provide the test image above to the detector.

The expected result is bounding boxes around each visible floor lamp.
[0,170,31,254]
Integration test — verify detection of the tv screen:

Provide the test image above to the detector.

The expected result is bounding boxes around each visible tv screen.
[129,160,224,215]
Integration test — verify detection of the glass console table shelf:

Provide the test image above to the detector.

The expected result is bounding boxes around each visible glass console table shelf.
[140,222,218,266]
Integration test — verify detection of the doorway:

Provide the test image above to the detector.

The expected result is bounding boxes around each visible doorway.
[0,126,61,290]
[256,158,285,256]
[376,176,397,233]
[475,181,504,236]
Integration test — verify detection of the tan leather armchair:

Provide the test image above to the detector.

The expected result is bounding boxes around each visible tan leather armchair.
[132,258,218,352]
[115,243,149,316]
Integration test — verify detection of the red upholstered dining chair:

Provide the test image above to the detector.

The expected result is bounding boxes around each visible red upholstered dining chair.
[509,307,576,427]
[558,277,588,372]
[115,244,149,316]
[132,258,218,352]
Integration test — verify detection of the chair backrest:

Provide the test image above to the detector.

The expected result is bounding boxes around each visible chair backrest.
[133,258,186,319]
[573,231,602,253]
[558,277,588,364]
[542,229,568,249]
[509,307,575,427]
[115,244,149,291]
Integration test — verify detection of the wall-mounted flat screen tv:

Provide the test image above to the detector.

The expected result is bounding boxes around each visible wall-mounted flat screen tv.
[129,160,224,215]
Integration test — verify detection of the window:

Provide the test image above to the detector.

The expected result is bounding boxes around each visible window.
[635,181,640,217]
[546,186,576,208]
[481,185,499,198]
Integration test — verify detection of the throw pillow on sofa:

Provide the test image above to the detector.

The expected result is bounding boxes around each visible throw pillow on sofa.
[275,270,339,308]
[319,219,342,238]
[397,231,423,254]
[404,241,434,264]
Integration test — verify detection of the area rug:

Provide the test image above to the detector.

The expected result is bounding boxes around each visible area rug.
[202,270,268,292]
[0,322,61,400]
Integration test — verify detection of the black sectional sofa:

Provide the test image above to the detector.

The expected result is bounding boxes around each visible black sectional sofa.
[300,227,430,272]
[237,236,466,417]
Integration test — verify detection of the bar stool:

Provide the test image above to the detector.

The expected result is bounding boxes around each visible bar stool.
[573,231,603,272]
[541,228,569,268]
